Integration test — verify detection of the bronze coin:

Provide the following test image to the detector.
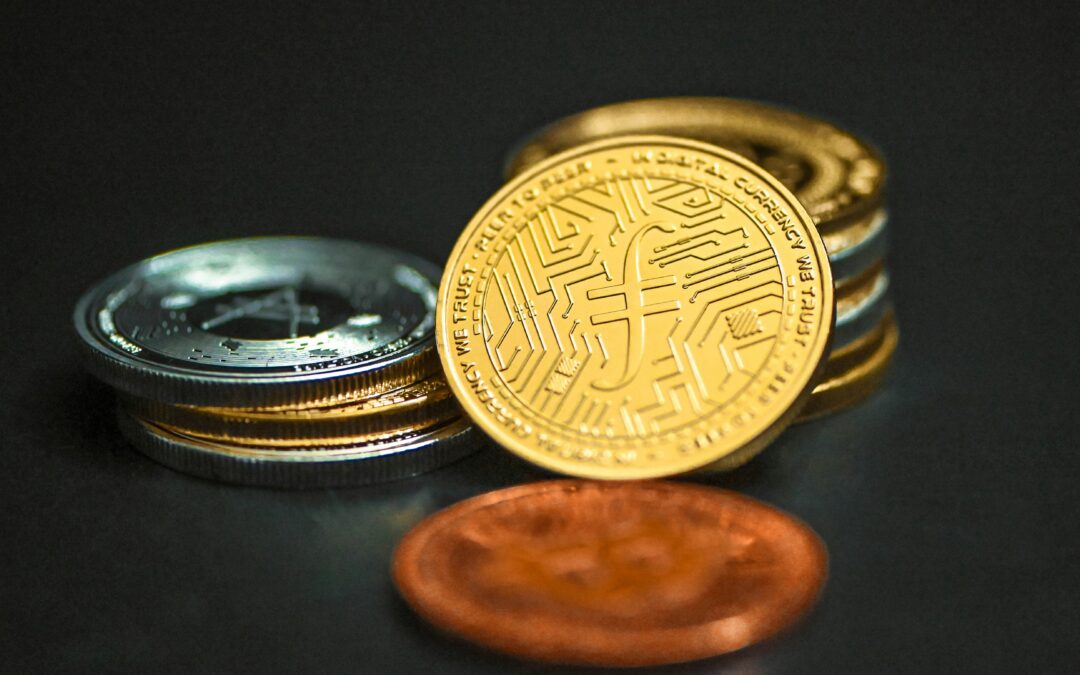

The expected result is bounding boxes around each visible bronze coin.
[393,480,827,667]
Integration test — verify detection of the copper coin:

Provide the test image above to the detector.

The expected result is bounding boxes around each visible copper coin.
[393,480,827,667]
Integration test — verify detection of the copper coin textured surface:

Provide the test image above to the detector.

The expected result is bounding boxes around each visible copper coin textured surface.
[393,480,828,667]
[437,136,833,478]
[504,97,885,231]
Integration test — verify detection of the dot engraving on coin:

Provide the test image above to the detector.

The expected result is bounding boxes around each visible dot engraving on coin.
[438,137,833,478]
[393,480,828,667]
[75,237,439,407]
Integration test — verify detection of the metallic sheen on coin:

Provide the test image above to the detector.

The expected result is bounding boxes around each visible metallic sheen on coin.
[119,375,459,446]
[825,208,888,285]
[117,410,479,488]
[75,237,440,407]
[437,136,833,478]
[799,308,898,421]
[504,97,886,232]
[393,480,828,667]
[834,266,890,351]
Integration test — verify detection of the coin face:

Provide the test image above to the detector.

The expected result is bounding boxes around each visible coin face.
[393,480,828,667]
[504,97,885,230]
[438,137,833,478]
[75,237,439,406]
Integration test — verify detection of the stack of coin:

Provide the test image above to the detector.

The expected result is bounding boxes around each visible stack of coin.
[74,237,478,487]
[502,97,897,421]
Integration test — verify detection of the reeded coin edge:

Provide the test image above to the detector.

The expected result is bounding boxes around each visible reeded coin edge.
[116,409,481,488]
[827,209,888,284]
[798,310,899,422]
[118,376,459,444]
[835,272,890,350]
[78,338,438,407]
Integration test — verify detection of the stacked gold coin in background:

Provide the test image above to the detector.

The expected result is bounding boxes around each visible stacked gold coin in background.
[76,100,898,490]
[502,98,897,420]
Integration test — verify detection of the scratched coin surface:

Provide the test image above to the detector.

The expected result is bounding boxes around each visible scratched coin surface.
[438,137,833,478]
[74,237,439,407]
[393,480,828,667]
[504,97,886,231]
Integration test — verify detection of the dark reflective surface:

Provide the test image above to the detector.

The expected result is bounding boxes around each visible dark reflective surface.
[1,3,1075,672]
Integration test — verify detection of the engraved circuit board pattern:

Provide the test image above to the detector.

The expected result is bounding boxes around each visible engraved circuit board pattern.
[481,175,785,440]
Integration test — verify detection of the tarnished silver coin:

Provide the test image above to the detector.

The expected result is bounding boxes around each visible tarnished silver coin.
[116,410,480,488]
[75,237,439,407]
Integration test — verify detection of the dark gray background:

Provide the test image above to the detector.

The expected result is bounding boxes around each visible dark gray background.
[2,2,1077,673]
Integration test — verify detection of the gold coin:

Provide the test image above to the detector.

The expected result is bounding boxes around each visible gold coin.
[117,411,479,488]
[798,309,898,421]
[438,136,833,478]
[504,97,885,231]
[148,414,456,449]
[119,375,460,446]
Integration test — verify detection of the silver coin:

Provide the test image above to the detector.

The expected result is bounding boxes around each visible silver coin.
[116,409,481,488]
[834,270,891,350]
[75,237,439,407]
[828,209,888,284]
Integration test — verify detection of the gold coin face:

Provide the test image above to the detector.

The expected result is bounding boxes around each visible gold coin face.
[505,97,885,230]
[438,137,833,478]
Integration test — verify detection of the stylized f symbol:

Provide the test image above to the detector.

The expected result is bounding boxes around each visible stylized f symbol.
[588,222,682,391]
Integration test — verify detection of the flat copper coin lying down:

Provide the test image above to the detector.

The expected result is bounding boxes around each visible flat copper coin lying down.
[393,480,827,667]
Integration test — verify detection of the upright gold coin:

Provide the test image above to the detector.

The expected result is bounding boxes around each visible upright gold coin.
[504,97,886,232]
[438,136,833,479]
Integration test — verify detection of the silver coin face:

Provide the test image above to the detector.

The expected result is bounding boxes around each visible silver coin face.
[75,238,439,386]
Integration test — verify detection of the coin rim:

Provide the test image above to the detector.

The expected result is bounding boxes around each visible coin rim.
[835,270,890,351]
[798,308,898,421]
[437,135,834,479]
[116,408,480,488]
[502,96,887,229]
[74,236,440,407]
[118,375,460,445]
[827,208,888,284]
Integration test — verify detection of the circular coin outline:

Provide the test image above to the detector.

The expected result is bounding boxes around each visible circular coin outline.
[74,236,440,407]
[393,479,828,667]
[438,136,833,479]
[503,97,886,230]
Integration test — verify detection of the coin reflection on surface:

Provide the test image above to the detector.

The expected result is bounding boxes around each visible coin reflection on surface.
[393,480,827,667]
